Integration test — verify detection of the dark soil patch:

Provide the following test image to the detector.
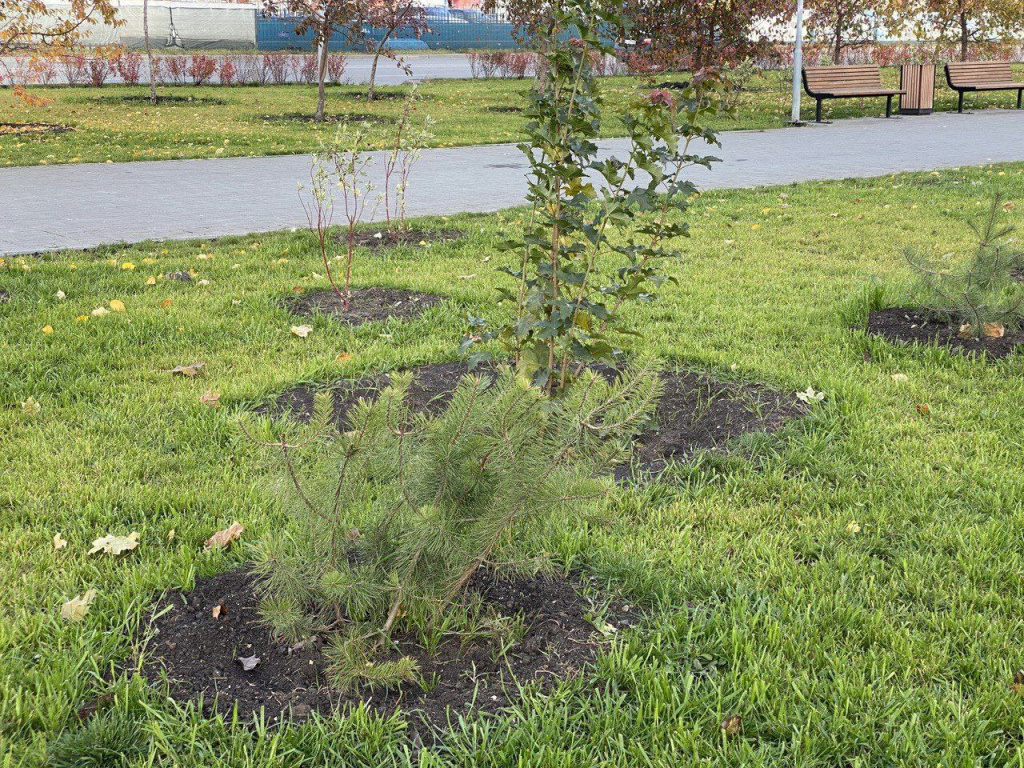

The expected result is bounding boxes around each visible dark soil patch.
[486,105,523,114]
[656,80,691,90]
[867,307,1023,360]
[288,286,444,326]
[0,122,73,136]
[89,95,227,106]
[141,566,631,733]
[266,361,803,474]
[258,112,392,125]
[0,290,9,304]
[336,227,464,250]
[625,370,804,476]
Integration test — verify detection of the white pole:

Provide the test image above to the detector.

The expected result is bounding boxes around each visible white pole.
[790,0,805,124]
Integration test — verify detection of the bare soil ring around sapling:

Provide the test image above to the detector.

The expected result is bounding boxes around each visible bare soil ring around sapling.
[265,361,804,475]
[288,286,445,326]
[867,307,1024,360]
[336,228,464,250]
[0,122,74,136]
[140,566,633,735]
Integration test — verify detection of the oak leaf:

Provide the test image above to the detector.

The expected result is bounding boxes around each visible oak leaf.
[89,532,140,555]
[169,362,205,378]
[205,521,244,550]
[61,590,97,622]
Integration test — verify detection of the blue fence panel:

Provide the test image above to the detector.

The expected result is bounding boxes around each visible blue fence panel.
[257,12,518,52]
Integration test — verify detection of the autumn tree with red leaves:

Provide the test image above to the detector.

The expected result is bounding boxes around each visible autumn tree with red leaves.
[262,0,360,120]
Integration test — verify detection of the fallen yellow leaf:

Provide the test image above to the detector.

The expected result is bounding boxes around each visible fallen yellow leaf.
[109,300,126,313]
[61,590,97,621]
[89,532,140,555]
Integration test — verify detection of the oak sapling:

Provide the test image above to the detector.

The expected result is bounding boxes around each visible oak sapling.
[463,0,725,394]
[247,361,662,690]
[905,196,1024,339]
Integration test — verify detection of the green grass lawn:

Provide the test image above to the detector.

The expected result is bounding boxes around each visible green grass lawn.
[2,65,1023,168]
[3,163,1024,765]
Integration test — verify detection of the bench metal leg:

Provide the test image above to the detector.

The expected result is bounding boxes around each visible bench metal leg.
[816,99,822,123]
[958,91,964,113]
[886,95,892,118]
[1018,89,1022,109]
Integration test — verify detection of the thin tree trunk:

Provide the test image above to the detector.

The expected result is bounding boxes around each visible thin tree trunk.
[144,0,157,104]
[368,42,383,99]
[833,10,843,65]
[959,13,969,61]
[315,24,329,121]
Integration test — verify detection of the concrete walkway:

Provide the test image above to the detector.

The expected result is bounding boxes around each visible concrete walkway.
[2,110,1023,255]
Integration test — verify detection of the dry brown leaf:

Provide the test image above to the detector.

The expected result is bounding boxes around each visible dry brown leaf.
[212,601,226,619]
[336,353,353,363]
[721,714,742,736]
[169,362,206,378]
[205,521,244,550]
[915,403,930,416]
[983,322,1005,339]
[291,325,313,338]
[53,533,68,550]
[199,391,221,408]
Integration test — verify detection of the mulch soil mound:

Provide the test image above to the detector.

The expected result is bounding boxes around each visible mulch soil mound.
[0,290,9,304]
[258,113,391,125]
[141,567,634,735]
[0,122,73,136]
[335,228,464,250]
[266,361,803,474]
[867,307,1023,360]
[87,95,227,106]
[288,286,444,326]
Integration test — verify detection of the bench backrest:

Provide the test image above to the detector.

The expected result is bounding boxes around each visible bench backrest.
[946,61,1014,87]
[803,65,883,94]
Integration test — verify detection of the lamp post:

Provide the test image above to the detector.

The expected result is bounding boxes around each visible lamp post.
[790,0,805,125]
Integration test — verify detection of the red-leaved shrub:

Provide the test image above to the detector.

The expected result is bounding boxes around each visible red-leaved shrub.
[297,54,318,84]
[265,54,289,84]
[327,53,347,83]
[60,53,87,86]
[116,51,143,86]
[218,57,237,86]
[163,55,188,85]
[187,54,217,86]
[87,57,111,87]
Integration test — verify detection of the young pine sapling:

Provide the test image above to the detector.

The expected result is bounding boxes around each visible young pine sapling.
[905,196,1024,339]
[246,362,662,690]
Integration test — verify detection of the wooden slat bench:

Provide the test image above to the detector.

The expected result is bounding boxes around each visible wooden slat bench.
[945,61,1024,113]
[802,65,905,123]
